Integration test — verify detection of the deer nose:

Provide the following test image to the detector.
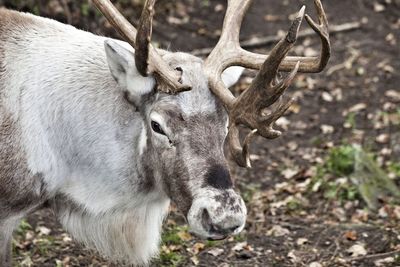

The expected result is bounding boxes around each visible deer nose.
[201,208,243,240]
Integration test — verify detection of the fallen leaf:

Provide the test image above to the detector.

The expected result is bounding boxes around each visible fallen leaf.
[374,257,395,266]
[347,243,367,257]
[373,2,385,12]
[207,248,224,257]
[281,168,299,179]
[375,133,389,144]
[296,238,309,245]
[385,90,400,102]
[190,242,205,255]
[287,250,298,262]
[190,255,199,265]
[232,242,247,252]
[322,92,333,102]
[177,230,192,241]
[266,225,290,237]
[320,124,334,134]
[347,103,367,113]
[344,231,358,241]
[36,226,51,236]
[214,4,224,12]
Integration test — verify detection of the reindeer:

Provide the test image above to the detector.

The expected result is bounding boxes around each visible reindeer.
[0,0,330,265]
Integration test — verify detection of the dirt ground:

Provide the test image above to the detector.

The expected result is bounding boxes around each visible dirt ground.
[2,0,400,266]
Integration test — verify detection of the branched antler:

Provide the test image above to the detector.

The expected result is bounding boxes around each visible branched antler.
[93,0,331,167]
[92,0,191,94]
[205,0,331,167]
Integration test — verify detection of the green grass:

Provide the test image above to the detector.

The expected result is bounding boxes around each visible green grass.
[345,112,357,129]
[325,145,357,176]
[240,183,261,204]
[157,250,184,267]
[15,219,32,236]
[162,225,188,245]
[388,161,400,177]
[310,144,400,208]
[155,225,190,267]
[310,145,360,203]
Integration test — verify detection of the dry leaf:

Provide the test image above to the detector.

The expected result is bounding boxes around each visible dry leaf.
[344,231,358,241]
[190,255,199,265]
[36,226,51,236]
[266,225,290,237]
[322,92,333,102]
[177,230,192,241]
[385,90,400,102]
[309,262,323,267]
[347,243,367,257]
[281,168,299,179]
[374,257,395,266]
[348,103,367,113]
[320,124,334,134]
[190,243,205,255]
[373,2,385,12]
[232,242,247,252]
[207,248,224,257]
[296,238,308,245]
[375,134,389,144]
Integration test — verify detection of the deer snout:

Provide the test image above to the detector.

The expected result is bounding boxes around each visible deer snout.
[187,190,247,240]
[200,207,243,240]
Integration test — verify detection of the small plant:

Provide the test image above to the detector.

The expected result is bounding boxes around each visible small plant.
[311,145,360,203]
[155,225,190,267]
[345,112,356,129]
[325,145,356,176]
[158,249,184,267]
[240,183,261,204]
[16,219,32,236]
[311,144,400,209]
[388,161,400,178]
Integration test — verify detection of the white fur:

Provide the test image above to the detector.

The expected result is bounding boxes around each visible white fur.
[105,39,155,97]
[56,195,170,265]
[138,125,148,156]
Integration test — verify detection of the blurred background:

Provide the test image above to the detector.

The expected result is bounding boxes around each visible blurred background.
[1,0,399,266]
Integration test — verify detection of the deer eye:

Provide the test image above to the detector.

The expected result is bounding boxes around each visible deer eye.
[151,121,166,136]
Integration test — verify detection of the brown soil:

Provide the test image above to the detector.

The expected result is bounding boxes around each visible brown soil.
[2,0,399,266]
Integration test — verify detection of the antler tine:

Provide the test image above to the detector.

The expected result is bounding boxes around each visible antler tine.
[135,0,155,76]
[204,0,253,109]
[234,0,331,73]
[92,0,191,94]
[225,8,304,168]
[215,0,253,49]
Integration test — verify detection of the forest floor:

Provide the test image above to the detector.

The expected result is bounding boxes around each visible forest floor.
[1,0,399,266]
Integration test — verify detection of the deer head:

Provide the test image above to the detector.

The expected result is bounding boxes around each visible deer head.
[92,0,330,240]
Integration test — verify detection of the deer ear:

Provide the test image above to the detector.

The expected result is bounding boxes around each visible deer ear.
[104,39,156,106]
[221,66,244,88]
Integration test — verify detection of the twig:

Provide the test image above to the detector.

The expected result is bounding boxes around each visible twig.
[329,237,342,262]
[191,21,362,56]
[326,47,360,76]
[61,0,72,24]
[347,250,400,262]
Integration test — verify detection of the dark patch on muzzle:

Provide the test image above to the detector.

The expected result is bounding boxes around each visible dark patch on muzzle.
[205,164,232,190]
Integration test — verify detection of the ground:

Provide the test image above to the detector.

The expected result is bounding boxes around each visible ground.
[1,0,399,266]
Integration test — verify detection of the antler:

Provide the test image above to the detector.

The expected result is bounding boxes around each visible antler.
[92,0,191,94]
[204,0,331,168]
